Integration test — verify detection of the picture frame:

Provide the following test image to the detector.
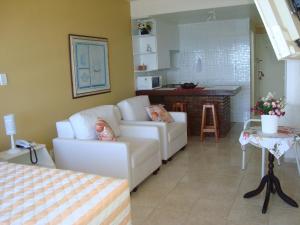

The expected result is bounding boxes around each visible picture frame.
[69,34,111,98]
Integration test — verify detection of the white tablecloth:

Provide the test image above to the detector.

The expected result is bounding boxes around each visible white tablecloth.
[239,126,298,159]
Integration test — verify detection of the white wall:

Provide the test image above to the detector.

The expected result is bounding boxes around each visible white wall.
[281,60,300,161]
[254,33,285,101]
[166,19,251,122]
[286,60,300,105]
[131,0,254,19]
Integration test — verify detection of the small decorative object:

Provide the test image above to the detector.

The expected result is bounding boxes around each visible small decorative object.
[3,114,18,152]
[95,118,116,141]
[69,34,111,98]
[146,44,152,52]
[252,92,285,134]
[138,64,147,71]
[137,21,152,35]
[145,105,174,123]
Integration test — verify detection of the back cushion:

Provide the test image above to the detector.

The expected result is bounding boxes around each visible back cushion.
[56,120,75,139]
[117,95,151,121]
[69,105,121,140]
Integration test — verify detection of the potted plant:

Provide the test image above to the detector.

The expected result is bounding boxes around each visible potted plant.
[137,21,152,35]
[252,92,285,134]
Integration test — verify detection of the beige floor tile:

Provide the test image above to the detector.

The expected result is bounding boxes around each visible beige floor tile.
[129,123,300,225]
[186,216,227,225]
[132,218,151,225]
[148,208,189,225]
[228,200,269,225]
[157,192,198,212]
[130,187,168,208]
[190,198,234,219]
[131,205,154,221]
[268,207,300,225]
[226,219,266,225]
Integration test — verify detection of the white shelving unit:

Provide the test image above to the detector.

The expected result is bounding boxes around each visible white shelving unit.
[132,18,179,89]
[132,20,159,72]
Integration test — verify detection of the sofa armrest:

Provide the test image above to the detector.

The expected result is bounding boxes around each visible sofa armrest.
[53,138,131,180]
[169,112,187,123]
[120,124,160,140]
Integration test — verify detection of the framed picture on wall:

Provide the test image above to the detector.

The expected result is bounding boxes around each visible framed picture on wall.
[69,34,111,98]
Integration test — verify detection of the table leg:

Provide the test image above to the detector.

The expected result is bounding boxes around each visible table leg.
[244,152,298,214]
[295,143,300,176]
[261,148,266,178]
[242,145,246,170]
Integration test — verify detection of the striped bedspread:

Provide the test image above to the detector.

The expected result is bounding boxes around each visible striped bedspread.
[0,162,131,225]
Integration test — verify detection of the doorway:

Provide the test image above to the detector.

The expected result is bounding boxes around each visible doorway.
[253,33,285,102]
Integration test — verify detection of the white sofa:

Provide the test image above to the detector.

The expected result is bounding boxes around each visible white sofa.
[53,105,161,191]
[117,96,188,162]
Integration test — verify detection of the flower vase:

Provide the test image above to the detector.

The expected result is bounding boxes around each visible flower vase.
[261,115,278,134]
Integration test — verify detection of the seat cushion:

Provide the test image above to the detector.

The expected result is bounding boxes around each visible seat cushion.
[117,96,151,121]
[69,105,121,140]
[167,122,186,142]
[117,136,158,168]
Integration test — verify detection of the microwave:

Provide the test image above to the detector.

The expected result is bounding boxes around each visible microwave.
[136,76,162,90]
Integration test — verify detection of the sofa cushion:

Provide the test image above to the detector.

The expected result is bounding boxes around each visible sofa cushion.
[117,96,151,121]
[96,118,116,141]
[145,105,174,123]
[56,120,75,139]
[117,136,158,168]
[167,122,186,142]
[69,105,121,140]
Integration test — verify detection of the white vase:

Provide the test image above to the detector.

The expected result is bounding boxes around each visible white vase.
[261,115,278,134]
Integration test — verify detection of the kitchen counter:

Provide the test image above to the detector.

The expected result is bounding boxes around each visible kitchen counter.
[136,85,241,96]
[136,85,241,137]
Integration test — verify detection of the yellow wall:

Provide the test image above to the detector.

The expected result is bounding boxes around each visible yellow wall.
[0,0,134,150]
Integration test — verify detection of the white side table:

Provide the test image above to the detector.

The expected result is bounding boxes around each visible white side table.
[240,125,300,177]
[0,144,56,168]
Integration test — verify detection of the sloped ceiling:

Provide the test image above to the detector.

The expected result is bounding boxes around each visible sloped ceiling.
[131,0,254,19]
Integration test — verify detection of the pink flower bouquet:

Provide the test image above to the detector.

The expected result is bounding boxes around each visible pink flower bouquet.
[252,92,285,117]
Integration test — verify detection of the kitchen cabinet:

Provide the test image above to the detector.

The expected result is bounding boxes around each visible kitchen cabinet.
[132,18,178,72]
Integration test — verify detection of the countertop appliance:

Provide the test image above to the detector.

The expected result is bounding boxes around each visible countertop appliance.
[136,76,162,90]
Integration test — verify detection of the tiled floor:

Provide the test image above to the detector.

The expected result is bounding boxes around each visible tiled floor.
[130,123,300,225]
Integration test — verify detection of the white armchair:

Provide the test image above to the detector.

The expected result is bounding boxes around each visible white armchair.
[117,96,188,162]
[53,105,161,191]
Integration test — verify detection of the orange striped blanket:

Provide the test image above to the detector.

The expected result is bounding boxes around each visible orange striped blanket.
[0,162,131,225]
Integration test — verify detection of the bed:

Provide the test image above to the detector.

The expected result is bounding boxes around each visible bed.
[0,162,131,225]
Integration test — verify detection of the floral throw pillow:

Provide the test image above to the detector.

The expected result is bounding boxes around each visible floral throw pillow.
[145,105,174,123]
[95,118,116,141]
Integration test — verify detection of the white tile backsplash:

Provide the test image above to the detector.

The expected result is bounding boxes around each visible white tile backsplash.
[167,19,251,122]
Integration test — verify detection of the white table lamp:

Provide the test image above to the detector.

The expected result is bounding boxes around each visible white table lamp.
[4,114,18,153]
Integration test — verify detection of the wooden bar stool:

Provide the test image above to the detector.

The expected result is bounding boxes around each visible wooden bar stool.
[172,102,187,112]
[172,102,191,136]
[200,103,219,142]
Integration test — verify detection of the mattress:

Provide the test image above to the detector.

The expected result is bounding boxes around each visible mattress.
[0,162,132,225]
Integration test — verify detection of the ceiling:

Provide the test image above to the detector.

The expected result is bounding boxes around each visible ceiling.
[153,4,263,26]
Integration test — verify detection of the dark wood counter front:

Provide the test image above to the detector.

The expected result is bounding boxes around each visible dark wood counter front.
[136,86,241,137]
